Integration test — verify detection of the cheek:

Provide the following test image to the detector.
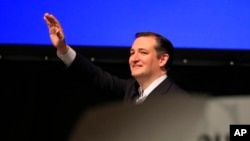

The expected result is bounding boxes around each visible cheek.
[149,58,160,67]
[128,57,132,64]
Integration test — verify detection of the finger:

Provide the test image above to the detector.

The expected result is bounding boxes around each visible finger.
[48,14,61,27]
[44,13,62,28]
[43,13,54,28]
[56,29,64,40]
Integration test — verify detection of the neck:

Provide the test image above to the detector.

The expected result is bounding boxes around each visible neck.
[136,72,166,90]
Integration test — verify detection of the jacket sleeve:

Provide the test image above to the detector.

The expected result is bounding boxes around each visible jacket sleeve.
[66,53,128,98]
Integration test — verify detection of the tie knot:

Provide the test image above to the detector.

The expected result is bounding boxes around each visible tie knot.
[136,88,145,104]
[138,87,143,96]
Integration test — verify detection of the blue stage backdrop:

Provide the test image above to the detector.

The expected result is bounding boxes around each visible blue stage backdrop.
[0,0,249,50]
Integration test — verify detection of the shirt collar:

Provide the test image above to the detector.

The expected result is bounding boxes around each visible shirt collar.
[138,74,167,98]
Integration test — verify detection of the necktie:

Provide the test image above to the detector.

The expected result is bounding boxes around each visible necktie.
[135,89,145,104]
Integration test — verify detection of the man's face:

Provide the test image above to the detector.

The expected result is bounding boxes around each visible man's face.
[129,36,164,79]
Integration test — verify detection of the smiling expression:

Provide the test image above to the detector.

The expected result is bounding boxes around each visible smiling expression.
[129,36,168,80]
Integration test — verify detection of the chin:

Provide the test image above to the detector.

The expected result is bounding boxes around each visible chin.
[131,72,143,78]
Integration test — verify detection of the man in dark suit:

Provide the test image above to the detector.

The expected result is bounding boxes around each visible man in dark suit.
[43,13,188,104]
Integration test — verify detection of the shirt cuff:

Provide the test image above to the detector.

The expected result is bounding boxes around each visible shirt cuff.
[57,47,76,67]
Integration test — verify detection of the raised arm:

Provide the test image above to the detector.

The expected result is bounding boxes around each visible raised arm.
[43,13,69,54]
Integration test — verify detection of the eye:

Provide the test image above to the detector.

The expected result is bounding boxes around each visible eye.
[130,51,134,55]
[140,51,148,55]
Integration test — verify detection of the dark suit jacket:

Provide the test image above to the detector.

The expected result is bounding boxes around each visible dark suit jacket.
[67,53,188,103]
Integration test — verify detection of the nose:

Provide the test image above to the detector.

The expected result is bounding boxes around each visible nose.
[131,52,140,61]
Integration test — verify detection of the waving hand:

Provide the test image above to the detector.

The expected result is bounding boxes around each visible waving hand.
[43,13,68,54]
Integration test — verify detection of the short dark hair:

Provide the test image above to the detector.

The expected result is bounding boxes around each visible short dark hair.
[135,32,174,70]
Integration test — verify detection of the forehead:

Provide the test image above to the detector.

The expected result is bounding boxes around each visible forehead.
[131,36,157,50]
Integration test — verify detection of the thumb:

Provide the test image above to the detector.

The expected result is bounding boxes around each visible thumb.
[56,28,64,40]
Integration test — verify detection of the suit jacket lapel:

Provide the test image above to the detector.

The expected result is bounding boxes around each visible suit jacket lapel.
[124,79,140,103]
[146,78,173,99]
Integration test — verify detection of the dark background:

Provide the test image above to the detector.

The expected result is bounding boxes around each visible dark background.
[1,45,250,141]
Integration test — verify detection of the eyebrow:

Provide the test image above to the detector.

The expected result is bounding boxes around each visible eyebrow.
[130,48,148,52]
[138,48,148,51]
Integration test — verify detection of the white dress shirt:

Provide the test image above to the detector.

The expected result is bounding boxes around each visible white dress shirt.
[57,47,76,67]
[136,74,167,104]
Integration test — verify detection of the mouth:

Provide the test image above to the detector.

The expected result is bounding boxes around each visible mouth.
[132,65,143,69]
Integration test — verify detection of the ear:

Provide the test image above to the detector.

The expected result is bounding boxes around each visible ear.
[159,54,169,67]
